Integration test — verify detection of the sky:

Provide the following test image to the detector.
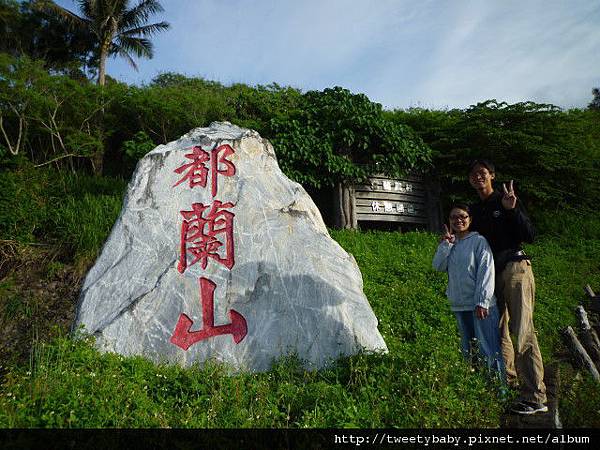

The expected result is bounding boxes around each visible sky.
[56,0,600,110]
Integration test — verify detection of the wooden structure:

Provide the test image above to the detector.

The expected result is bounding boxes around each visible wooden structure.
[333,174,442,231]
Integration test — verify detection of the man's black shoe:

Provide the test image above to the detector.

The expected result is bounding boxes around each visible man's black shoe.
[510,401,548,415]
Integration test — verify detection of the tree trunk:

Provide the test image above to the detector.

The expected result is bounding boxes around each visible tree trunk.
[333,182,355,229]
[98,54,106,86]
[95,36,112,173]
[98,40,110,86]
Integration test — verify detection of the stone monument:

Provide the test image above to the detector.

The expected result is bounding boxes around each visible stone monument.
[74,122,387,370]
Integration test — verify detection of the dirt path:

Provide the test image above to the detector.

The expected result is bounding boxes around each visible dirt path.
[0,242,84,379]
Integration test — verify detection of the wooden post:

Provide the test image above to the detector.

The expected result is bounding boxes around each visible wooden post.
[576,305,600,370]
[349,185,357,229]
[562,326,600,382]
[333,182,343,229]
[584,285,600,312]
[584,284,596,298]
[426,181,442,233]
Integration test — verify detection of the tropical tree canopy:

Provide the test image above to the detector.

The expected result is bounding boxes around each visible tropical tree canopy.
[269,86,432,189]
[40,0,169,85]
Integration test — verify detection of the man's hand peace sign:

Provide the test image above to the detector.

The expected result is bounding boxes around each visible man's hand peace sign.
[502,180,517,210]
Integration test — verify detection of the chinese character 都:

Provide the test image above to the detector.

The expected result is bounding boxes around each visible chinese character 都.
[173,144,236,197]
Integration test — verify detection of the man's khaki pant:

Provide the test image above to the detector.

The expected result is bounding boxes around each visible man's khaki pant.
[496,260,547,405]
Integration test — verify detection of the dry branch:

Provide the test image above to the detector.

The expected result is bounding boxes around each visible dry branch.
[562,326,600,382]
[576,305,600,371]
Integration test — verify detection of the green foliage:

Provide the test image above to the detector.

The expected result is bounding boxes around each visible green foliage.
[1,13,598,427]
[0,164,52,242]
[270,87,432,189]
[0,279,24,322]
[0,0,92,73]
[3,55,597,216]
[122,131,155,161]
[0,166,125,258]
[49,191,123,260]
[393,101,600,212]
[115,77,232,145]
[523,211,600,358]
[560,368,600,427]
[64,130,104,158]
[227,82,304,136]
[46,172,126,259]
[0,54,127,172]
[1,54,599,212]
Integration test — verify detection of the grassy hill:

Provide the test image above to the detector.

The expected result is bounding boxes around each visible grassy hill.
[1,168,599,427]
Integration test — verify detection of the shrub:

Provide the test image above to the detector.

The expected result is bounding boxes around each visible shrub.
[393,102,600,212]
[270,87,432,189]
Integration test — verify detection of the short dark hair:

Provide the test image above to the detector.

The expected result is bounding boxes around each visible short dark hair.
[449,203,471,217]
[468,159,495,175]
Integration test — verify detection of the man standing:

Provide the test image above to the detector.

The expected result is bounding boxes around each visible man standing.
[468,159,547,415]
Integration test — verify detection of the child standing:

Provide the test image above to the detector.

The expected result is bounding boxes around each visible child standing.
[433,204,505,379]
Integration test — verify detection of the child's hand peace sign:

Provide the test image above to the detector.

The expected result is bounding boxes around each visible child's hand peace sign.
[440,224,455,244]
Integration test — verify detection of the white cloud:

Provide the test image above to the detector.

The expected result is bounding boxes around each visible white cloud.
[56,0,600,109]
[410,0,600,108]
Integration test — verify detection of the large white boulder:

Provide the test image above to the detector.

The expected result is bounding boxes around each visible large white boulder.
[74,122,387,370]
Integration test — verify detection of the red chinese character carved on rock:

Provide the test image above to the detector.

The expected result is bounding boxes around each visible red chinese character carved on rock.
[210,144,236,198]
[170,277,248,350]
[173,146,209,189]
[178,200,235,273]
[173,144,236,197]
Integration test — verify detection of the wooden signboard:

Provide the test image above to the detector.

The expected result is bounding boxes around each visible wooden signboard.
[333,175,442,231]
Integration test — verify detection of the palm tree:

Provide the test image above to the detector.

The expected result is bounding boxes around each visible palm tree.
[40,0,169,85]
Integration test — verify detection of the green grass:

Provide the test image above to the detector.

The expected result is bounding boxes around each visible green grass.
[1,335,493,428]
[0,165,125,262]
[48,192,124,261]
[0,329,501,428]
[1,167,599,427]
[0,230,504,428]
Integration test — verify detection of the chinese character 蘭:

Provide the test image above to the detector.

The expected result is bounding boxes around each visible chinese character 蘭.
[178,200,235,273]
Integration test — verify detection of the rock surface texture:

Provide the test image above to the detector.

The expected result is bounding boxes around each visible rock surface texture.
[74,122,387,371]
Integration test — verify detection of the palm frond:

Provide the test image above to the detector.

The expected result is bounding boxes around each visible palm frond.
[120,21,169,37]
[111,44,139,70]
[121,0,165,29]
[76,0,95,19]
[114,35,153,59]
[36,0,89,31]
